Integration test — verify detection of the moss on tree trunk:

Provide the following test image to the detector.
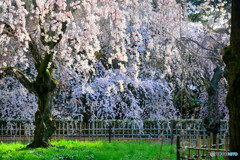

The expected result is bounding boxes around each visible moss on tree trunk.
[27,70,56,148]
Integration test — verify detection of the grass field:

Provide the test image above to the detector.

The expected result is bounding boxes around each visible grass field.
[0,140,177,160]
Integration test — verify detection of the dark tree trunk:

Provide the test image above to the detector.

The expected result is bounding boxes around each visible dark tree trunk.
[80,95,91,125]
[27,71,56,148]
[204,65,224,144]
[223,0,240,159]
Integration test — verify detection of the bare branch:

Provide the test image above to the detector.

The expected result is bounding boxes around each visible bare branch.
[43,21,68,49]
[31,0,67,48]
[1,20,43,71]
[0,67,35,94]
[30,0,67,73]
[37,21,67,74]
[38,51,52,74]
[29,34,42,69]
[184,38,216,52]
[39,21,48,46]
[162,28,222,61]
[0,21,14,36]
[32,0,38,10]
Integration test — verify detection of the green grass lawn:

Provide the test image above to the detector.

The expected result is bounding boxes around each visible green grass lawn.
[0,140,177,160]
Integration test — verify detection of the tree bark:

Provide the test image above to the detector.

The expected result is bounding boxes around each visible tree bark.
[27,94,55,148]
[27,70,57,148]
[204,65,224,144]
[223,0,240,159]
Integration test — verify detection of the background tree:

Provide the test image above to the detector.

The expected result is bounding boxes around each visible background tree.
[174,0,230,142]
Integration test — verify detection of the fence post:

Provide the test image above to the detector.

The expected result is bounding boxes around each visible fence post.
[131,122,134,141]
[93,121,95,140]
[113,121,115,141]
[84,123,86,135]
[127,122,129,139]
[109,124,111,143]
[171,121,174,145]
[24,124,26,145]
[83,122,86,141]
[210,132,213,148]
[94,121,96,141]
[118,121,120,140]
[10,124,12,136]
[165,122,168,143]
[181,131,185,158]
[216,133,219,160]
[194,123,196,144]
[28,123,31,142]
[71,120,74,138]
[80,121,83,140]
[202,135,206,158]
[100,121,103,140]
[122,122,124,140]
[188,135,191,158]
[153,121,156,140]
[53,121,56,141]
[190,135,193,158]
[66,122,69,140]
[1,123,2,138]
[104,122,106,140]
[88,122,90,141]
[207,135,211,160]
[15,123,17,143]
[19,124,21,142]
[177,136,180,160]
[197,135,201,158]
[224,133,228,160]
[58,122,60,141]
[10,124,12,142]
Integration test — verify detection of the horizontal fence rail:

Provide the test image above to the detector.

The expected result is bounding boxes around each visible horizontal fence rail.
[0,119,228,144]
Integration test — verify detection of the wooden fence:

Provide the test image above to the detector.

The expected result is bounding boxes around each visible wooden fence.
[0,119,229,144]
[177,133,229,160]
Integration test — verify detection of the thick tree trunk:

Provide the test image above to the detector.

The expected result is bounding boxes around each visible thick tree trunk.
[80,95,91,125]
[204,66,224,144]
[27,71,56,148]
[227,76,240,159]
[223,0,240,159]
[27,93,55,148]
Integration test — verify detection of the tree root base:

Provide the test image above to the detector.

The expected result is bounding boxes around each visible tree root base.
[26,141,53,148]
